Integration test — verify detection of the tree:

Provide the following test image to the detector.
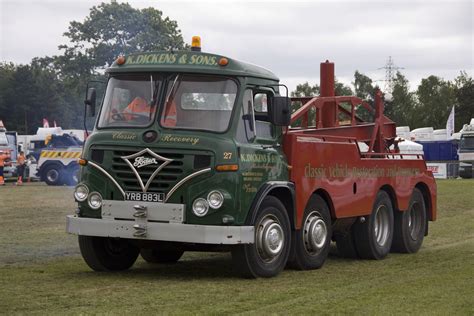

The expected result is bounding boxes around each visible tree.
[385,72,416,127]
[334,79,353,96]
[453,71,474,130]
[353,70,374,101]
[58,1,187,75]
[415,76,457,129]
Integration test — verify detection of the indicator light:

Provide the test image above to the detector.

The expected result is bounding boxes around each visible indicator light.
[116,56,126,65]
[218,58,229,66]
[216,164,239,172]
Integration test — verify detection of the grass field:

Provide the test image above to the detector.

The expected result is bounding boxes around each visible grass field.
[0,180,473,315]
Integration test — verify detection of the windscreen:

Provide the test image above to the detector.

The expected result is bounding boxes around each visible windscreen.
[160,75,237,132]
[98,75,162,128]
[460,135,474,150]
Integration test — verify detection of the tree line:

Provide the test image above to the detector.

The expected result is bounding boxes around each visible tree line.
[292,70,473,131]
[1,1,472,134]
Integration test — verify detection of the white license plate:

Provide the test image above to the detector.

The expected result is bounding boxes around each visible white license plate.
[125,192,165,202]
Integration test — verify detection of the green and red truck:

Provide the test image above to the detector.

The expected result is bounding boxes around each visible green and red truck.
[67,37,437,278]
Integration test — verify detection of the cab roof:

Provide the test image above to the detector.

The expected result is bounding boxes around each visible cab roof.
[106,51,279,81]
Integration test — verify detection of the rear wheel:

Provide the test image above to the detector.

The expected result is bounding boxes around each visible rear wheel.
[232,196,291,278]
[140,248,184,264]
[289,195,332,270]
[392,188,427,253]
[78,236,139,271]
[353,191,394,260]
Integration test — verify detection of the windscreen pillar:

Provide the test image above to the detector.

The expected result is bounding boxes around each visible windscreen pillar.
[320,60,337,128]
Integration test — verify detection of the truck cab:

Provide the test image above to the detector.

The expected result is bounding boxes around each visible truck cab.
[68,44,293,276]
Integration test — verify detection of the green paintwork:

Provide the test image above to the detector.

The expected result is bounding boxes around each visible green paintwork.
[107,51,279,81]
[78,51,288,227]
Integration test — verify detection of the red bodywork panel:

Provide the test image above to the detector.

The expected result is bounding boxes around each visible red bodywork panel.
[283,132,437,229]
[282,61,437,229]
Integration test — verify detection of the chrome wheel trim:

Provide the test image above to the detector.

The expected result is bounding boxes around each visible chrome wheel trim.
[408,202,422,240]
[303,212,327,255]
[374,205,390,247]
[256,215,284,263]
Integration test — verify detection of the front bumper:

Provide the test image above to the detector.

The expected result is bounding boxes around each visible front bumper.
[66,215,254,244]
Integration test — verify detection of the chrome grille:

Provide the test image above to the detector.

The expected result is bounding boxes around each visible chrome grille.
[111,149,185,193]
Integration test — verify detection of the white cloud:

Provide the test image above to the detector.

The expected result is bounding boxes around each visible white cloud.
[0,0,472,92]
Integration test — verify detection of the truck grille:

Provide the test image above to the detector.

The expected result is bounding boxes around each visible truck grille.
[88,147,212,195]
[111,149,185,193]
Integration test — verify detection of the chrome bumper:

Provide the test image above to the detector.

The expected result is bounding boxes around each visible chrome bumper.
[66,215,254,244]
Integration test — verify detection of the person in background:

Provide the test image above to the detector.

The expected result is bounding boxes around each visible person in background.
[16,151,26,185]
[0,150,11,185]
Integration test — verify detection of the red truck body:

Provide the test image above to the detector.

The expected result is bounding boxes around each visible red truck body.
[283,61,437,230]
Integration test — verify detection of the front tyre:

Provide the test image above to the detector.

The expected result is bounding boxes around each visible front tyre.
[289,195,332,270]
[232,196,291,278]
[78,236,139,271]
[391,188,427,253]
[353,191,394,260]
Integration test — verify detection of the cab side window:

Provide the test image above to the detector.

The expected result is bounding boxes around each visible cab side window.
[236,89,274,143]
[254,92,273,139]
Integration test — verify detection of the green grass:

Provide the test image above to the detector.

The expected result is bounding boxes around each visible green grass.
[0,180,473,314]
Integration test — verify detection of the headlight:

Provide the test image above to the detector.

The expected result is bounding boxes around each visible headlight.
[192,198,209,217]
[207,190,224,209]
[74,184,89,202]
[88,192,103,210]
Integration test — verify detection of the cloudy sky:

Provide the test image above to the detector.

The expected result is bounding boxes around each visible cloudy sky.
[1,0,472,92]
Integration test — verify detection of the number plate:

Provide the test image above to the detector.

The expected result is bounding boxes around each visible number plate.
[125,192,165,202]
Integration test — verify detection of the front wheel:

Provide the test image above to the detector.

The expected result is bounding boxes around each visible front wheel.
[232,196,291,278]
[78,236,139,271]
[288,195,332,270]
[353,191,394,260]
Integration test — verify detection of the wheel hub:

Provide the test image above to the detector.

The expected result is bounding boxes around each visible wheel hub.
[303,212,327,254]
[409,202,422,240]
[46,169,59,182]
[374,205,389,247]
[256,216,284,262]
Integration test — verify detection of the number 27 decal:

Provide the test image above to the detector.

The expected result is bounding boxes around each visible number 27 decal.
[223,152,232,160]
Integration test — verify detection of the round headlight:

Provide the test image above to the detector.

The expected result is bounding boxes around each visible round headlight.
[207,190,224,209]
[74,184,89,202]
[88,192,103,210]
[192,198,209,217]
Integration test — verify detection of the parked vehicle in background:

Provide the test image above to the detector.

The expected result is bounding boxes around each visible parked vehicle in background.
[36,134,83,186]
[0,121,18,179]
[459,118,474,178]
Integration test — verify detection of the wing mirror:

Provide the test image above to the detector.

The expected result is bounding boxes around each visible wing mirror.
[84,88,97,117]
[269,96,291,126]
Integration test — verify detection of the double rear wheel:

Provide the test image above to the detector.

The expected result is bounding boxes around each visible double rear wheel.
[336,189,427,259]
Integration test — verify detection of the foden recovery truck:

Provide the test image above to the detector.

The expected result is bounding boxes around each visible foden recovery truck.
[67,38,437,278]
